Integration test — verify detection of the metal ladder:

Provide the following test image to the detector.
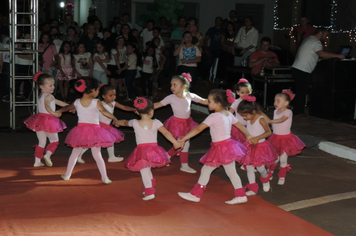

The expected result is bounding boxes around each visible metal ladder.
[8,0,39,130]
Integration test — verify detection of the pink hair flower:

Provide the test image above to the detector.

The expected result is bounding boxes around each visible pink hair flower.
[99,84,104,88]
[226,89,235,103]
[282,90,295,100]
[181,73,192,82]
[134,97,148,109]
[75,79,87,92]
[33,71,43,82]
[243,94,256,102]
[238,78,249,84]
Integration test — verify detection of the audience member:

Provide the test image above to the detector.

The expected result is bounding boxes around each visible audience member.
[79,24,100,54]
[233,16,258,66]
[93,19,104,38]
[121,13,134,30]
[223,10,242,32]
[217,22,237,80]
[59,14,81,36]
[249,37,280,75]
[140,19,155,51]
[293,15,316,50]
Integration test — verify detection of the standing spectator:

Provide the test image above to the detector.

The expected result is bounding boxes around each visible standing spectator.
[50,26,63,54]
[233,16,258,66]
[93,19,104,39]
[1,35,10,102]
[223,10,242,32]
[159,16,172,77]
[74,42,93,78]
[249,37,280,75]
[140,19,155,51]
[174,31,201,91]
[58,14,81,36]
[50,19,59,28]
[217,22,237,80]
[61,26,80,52]
[79,24,100,55]
[110,22,122,45]
[39,22,51,37]
[291,28,344,115]
[111,17,120,33]
[187,17,203,52]
[93,40,111,85]
[87,5,99,24]
[171,16,187,67]
[120,24,133,43]
[39,32,57,75]
[293,15,316,50]
[102,28,113,52]
[152,27,165,51]
[204,17,225,78]
[121,13,134,30]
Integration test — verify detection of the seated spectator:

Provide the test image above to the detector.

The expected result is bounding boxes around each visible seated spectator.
[233,16,258,66]
[249,37,280,75]
[223,10,242,32]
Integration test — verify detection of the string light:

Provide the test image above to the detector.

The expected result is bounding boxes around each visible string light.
[349,29,356,43]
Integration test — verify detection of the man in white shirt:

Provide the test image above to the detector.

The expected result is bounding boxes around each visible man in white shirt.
[233,17,258,66]
[291,28,345,115]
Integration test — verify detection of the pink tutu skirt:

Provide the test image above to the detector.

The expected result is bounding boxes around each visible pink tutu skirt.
[164,116,198,139]
[125,143,170,172]
[100,122,125,143]
[268,133,305,156]
[239,140,279,167]
[24,113,66,133]
[200,139,248,167]
[65,123,116,148]
[231,125,246,142]
[56,67,76,81]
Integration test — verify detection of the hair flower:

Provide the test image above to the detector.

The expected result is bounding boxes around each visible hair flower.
[243,94,256,102]
[238,78,249,84]
[282,89,295,100]
[75,79,87,92]
[181,73,192,82]
[226,89,235,103]
[33,71,43,82]
[134,97,148,109]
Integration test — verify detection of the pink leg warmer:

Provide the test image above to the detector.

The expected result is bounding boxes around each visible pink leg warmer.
[45,141,59,154]
[278,165,291,178]
[34,145,45,159]
[144,187,155,196]
[190,183,206,198]
[167,148,177,157]
[245,183,259,194]
[180,152,188,164]
[260,172,273,184]
[234,188,246,197]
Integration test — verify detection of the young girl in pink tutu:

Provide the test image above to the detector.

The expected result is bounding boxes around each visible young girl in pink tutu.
[117,97,181,200]
[76,84,136,163]
[229,78,252,142]
[24,72,68,167]
[154,73,208,173]
[59,77,120,184]
[56,41,75,102]
[237,95,279,195]
[178,89,251,204]
[268,90,305,185]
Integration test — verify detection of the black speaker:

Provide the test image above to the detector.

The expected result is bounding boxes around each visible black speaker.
[309,59,356,120]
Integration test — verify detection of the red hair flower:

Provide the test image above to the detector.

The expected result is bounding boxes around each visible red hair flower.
[282,90,295,100]
[226,89,235,103]
[238,78,249,84]
[75,79,87,92]
[181,73,192,82]
[33,71,43,82]
[134,97,148,109]
[243,94,256,102]
[99,84,104,88]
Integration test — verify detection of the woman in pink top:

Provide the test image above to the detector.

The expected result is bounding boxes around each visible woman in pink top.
[39,32,57,74]
[268,90,305,185]
[117,98,180,201]
[154,73,208,174]
[178,89,251,204]
[238,95,278,196]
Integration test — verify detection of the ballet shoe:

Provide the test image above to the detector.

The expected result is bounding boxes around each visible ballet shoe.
[178,192,200,202]
[262,182,270,192]
[278,177,285,185]
[77,157,85,164]
[143,194,155,201]
[225,196,248,205]
[43,154,53,167]
[33,162,44,167]
[102,178,112,184]
[245,191,257,196]
[180,166,197,174]
[61,175,70,181]
[108,156,124,162]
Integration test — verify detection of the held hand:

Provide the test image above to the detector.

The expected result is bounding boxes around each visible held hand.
[69,108,76,114]
[173,141,181,150]
[113,119,121,127]
[116,69,121,74]
[106,70,111,75]
[178,139,186,149]
[181,59,187,64]
[53,111,62,118]
[134,109,139,115]
[249,137,259,145]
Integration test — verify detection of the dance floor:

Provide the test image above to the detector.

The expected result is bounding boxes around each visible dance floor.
[0,157,332,236]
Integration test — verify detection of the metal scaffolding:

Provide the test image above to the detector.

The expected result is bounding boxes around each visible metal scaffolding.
[8,0,39,130]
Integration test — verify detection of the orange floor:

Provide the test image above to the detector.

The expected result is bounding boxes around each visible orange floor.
[0,157,333,236]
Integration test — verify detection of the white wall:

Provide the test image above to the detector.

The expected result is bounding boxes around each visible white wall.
[131,0,275,39]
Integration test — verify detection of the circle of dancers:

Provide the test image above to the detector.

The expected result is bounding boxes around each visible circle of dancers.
[24,72,305,203]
